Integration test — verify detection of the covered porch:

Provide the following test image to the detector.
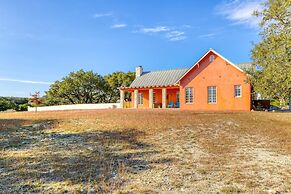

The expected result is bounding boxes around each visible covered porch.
[120,86,180,109]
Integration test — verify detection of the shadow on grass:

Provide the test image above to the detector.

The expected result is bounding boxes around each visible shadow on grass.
[0,119,56,150]
[0,119,159,193]
[0,118,27,130]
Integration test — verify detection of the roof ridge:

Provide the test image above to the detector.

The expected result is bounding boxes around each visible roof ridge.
[146,67,189,73]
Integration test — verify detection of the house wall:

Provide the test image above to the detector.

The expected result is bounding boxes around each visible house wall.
[180,51,251,111]
[138,90,149,108]
[154,89,162,104]
[128,89,149,108]
[129,88,179,108]
[165,89,179,104]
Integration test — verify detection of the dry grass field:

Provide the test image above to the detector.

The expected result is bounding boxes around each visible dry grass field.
[0,109,290,193]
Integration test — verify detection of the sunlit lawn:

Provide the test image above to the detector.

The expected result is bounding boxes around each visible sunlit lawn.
[0,109,290,193]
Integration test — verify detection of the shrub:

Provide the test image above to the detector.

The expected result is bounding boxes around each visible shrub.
[17,104,28,111]
[0,98,17,111]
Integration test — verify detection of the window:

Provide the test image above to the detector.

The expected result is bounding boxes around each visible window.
[176,92,180,102]
[153,92,156,103]
[208,86,217,103]
[209,55,215,62]
[185,88,193,103]
[234,85,242,97]
[138,93,143,104]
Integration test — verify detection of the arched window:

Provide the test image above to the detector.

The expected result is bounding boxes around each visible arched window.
[209,55,215,62]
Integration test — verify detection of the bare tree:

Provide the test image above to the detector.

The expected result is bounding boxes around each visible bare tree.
[30,92,42,112]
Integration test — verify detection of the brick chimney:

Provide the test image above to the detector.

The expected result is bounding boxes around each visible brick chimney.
[135,66,143,78]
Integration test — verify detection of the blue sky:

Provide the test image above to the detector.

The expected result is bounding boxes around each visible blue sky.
[0,0,263,97]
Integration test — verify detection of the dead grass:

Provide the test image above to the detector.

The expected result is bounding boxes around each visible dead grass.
[0,109,290,193]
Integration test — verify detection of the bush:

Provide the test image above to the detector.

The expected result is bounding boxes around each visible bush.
[0,98,17,111]
[270,99,288,107]
[17,104,28,111]
[0,97,29,112]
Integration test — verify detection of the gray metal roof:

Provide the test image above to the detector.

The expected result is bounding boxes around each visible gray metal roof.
[129,68,188,88]
[236,62,255,71]
[127,62,251,89]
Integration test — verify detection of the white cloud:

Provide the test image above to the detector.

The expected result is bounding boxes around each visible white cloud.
[216,0,263,28]
[166,31,185,38]
[0,78,52,85]
[136,26,188,41]
[111,23,127,28]
[168,36,186,41]
[142,26,170,33]
[181,24,192,28]
[199,33,216,38]
[93,12,113,18]
[166,31,186,41]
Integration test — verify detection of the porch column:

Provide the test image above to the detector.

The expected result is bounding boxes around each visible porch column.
[134,89,138,109]
[120,90,125,109]
[149,89,153,108]
[162,88,167,108]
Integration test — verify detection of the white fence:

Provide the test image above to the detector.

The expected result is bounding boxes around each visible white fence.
[28,103,120,112]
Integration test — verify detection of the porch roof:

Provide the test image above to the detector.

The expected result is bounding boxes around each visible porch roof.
[123,68,188,89]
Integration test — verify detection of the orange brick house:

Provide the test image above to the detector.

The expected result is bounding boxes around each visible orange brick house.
[120,49,252,111]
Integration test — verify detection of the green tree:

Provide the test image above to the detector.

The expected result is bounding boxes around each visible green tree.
[45,69,108,105]
[0,97,17,111]
[249,0,291,108]
[104,71,135,102]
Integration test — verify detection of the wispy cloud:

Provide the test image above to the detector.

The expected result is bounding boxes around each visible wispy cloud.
[134,25,189,41]
[166,31,185,38]
[166,31,186,41]
[181,24,192,29]
[111,23,127,29]
[168,36,186,41]
[93,12,113,18]
[216,0,263,28]
[141,26,170,33]
[199,33,216,38]
[0,78,52,85]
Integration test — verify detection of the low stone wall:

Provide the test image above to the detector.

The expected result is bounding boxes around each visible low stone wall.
[28,103,120,112]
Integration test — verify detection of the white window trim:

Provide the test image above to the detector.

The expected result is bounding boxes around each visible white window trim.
[207,86,217,104]
[185,87,194,104]
[138,93,143,105]
[234,85,242,98]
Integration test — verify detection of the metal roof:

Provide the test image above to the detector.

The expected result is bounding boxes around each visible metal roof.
[125,55,251,89]
[129,68,188,88]
[235,62,255,71]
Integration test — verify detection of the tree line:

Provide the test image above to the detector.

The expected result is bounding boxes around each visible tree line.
[0,71,134,111]
[45,70,135,105]
[0,97,29,111]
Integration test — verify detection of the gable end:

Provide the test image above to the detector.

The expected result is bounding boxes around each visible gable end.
[176,49,244,84]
